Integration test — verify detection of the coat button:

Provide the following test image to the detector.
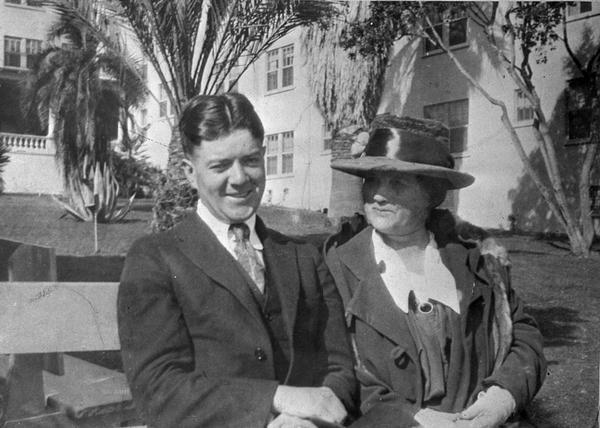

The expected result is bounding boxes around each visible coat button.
[265,312,273,321]
[255,347,267,361]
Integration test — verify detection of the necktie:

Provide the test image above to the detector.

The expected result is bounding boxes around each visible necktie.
[228,223,266,295]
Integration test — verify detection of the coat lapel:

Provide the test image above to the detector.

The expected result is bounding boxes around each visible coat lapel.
[257,218,300,348]
[172,214,265,328]
[337,227,418,363]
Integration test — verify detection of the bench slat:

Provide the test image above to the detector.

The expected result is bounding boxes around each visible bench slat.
[0,282,120,353]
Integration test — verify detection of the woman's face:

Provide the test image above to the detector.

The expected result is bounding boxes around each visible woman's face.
[362,172,431,237]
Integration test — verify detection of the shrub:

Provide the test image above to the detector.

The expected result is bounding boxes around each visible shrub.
[112,151,165,199]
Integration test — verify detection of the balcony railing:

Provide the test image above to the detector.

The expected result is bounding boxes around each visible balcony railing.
[0,132,55,154]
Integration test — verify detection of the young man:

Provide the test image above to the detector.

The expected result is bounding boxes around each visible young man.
[118,93,356,428]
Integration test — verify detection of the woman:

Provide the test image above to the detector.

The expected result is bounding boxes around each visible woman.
[325,115,546,427]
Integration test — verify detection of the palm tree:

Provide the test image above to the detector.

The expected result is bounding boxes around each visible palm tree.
[23,0,147,222]
[116,0,336,230]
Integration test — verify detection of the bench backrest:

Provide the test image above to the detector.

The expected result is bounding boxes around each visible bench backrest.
[0,281,120,354]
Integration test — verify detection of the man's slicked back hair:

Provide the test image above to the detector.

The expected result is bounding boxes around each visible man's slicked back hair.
[179,93,264,156]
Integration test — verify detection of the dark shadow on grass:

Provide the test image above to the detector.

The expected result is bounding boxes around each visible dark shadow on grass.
[525,306,585,348]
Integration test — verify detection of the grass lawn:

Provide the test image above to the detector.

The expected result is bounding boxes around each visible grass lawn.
[1,194,598,427]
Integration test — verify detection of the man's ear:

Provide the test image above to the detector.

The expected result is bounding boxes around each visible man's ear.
[181,158,198,190]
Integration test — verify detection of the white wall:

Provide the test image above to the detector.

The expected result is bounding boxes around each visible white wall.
[378,4,600,232]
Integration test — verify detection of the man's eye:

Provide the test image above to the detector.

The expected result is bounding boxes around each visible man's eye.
[245,156,262,166]
[209,163,229,172]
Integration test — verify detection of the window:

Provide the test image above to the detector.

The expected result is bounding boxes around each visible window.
[515,90,534,123]
[25,39,42,68]
[266,134,279,176]
[5,0,43,6]
[567,78,592,140]
[424,10,467,54]
[4,37,21,67]
[266,44,294,91]
[281,131,294,174]
[424,99,469,154]
[3,36,42,69]
[567,2,592,16]
[265,131,294,176]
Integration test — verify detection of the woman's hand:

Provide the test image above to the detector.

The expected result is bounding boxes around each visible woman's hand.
[454,386,516,428]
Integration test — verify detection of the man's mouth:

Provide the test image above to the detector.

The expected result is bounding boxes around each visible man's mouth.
[227,190,254,199]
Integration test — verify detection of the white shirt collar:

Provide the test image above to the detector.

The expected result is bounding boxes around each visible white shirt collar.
[196,201,263,256]
[372,229,461,314]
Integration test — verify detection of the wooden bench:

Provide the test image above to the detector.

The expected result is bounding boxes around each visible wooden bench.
[0,240,142,427]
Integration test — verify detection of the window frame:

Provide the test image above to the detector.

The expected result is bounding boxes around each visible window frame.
[265,44,295,93]
[423,99,469,155]
[423,10,469,56]
[265,131,294,177]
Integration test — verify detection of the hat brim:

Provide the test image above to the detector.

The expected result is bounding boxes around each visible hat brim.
[331,157,474,189]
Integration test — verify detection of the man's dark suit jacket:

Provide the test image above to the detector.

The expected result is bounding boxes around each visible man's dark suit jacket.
[118,214,356,428]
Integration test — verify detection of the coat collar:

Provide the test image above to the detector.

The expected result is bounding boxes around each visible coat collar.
[336,227,418,362]
[336,226,493,347]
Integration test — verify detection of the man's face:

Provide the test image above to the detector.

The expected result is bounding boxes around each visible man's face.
[183,129,266,224]
[362,172,430,236]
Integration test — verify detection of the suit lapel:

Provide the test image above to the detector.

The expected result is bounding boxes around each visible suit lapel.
[172,214,265,328]
[257,218,300,346]
[337,227,418,363]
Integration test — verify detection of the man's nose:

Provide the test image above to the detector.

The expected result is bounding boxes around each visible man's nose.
[229,161,249,185]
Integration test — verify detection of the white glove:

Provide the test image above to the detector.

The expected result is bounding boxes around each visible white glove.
[455,386,516,428]
[267,413,318,428]
[272,386,347,425]
[414,407,460,427]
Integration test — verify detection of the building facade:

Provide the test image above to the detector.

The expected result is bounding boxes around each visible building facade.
[0,0,61,194]
[375,2,600,232]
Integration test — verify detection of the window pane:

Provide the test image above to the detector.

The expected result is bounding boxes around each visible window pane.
[267,49,279,71]
[282,66,293,87]
[282,153,293,174]
[266,135,279,154]
[580,2,592,13]
[267,71,278,91]
[266,156,278,175]
[424,103,447,123]
[282,45,294,66]
[323,138,332,151]
[449,127,467,153]
[26,0,43,6]
[449,17,467,46]
[4,37,21,67]
[282,131,293,152]
[448,99,468,126]
[5,0,21,4]
[25,39,42,69]
[425,24,443,53]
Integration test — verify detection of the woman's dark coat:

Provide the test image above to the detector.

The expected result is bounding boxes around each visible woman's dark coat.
[325,225,546,427]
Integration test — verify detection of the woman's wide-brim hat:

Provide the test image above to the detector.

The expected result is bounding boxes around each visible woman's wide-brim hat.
[331,114,475,189]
